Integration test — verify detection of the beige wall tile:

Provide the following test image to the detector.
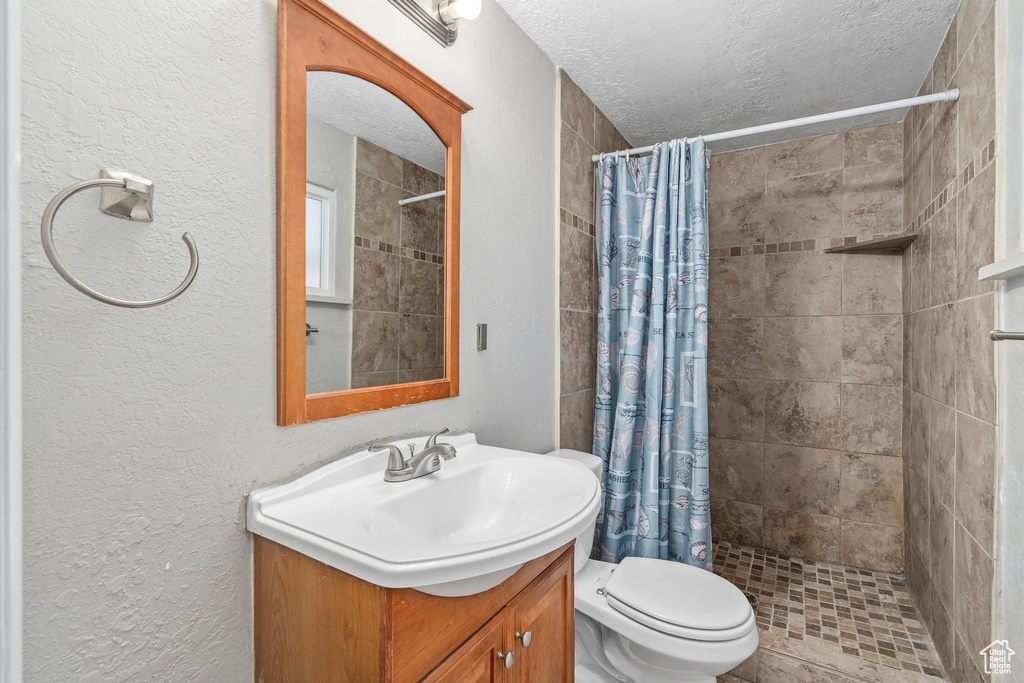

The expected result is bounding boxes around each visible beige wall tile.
[711,497,764,547]
[928,398,956,509]
[928,199,957,306]
[559,389,595,452]
[908,126,932,222]
[710,147,766,188]
[763,508,840,562]
[928,591,956,673]
[351,311,400,373]
[400,195,440,253]
[353,249,400,312]
[710,438,763,504]
[764,316,841,382]
[399,314,441,370]
[559,121,595,223]
[910,223,931,311]
[559,222,595,312]
[932,97,958,194]
[710,182,766,248]
[594,107,626,156]
[766,133,843,180]
[929,500,955,616]
[841,253,902,315]
[766,252,842,316]
[399,368,443,383]
[956,293,996,423]
[840,453,903,526]
[841,384,902,456]
[841,315,901,386]
[559,310,596,395]
[710,255,765,318]
[763,443,841,516]
[559,71,595,147]
[907,467,930,563]
[957,164,996,301]
[839,521,903,572]
[955,411,996,553]
[952,631,988,683]
[844,123,902,168]
[402,159,441,195]
[842,162,902,237]
[927,303,956,405]
[399,257,440,316]
[766,171,843,243]
[765,380,841,449]
[908,390,929,479]
[355,172,402,243]
[909,310,930,395]
[356,138,403,186]
[709,378,765,441]
[351,370,399,389]
[708,317,764,380]
[957,6,996,169]
[954,522,994,657]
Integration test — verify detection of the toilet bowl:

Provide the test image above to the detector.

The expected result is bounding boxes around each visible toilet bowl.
[546,449,759,683]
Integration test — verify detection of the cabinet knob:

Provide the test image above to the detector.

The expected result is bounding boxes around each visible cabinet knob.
[515,630,532,648]
[497,650,514,669]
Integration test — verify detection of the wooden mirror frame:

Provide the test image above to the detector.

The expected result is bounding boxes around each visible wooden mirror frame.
[278,0,471,425]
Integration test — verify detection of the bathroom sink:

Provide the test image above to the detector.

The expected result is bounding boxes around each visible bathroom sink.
[246,432,601,596]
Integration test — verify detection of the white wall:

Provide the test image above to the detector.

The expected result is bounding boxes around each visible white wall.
[998,0,1024,678]
[306,114,355,394]
[19,0,558,679]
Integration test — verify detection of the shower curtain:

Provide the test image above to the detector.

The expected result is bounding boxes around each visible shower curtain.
[593,139,711,568]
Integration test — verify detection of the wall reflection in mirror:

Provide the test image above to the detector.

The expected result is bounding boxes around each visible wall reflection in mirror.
[305,70,447,394]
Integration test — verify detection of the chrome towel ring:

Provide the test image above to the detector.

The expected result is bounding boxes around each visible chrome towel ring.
[40,169,198,308]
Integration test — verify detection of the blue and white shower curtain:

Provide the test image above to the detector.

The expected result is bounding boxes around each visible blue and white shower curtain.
[593,139,711,569]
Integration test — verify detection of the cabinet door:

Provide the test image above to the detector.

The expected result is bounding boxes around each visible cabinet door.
[422,612,508,683]
[507,549,574,682]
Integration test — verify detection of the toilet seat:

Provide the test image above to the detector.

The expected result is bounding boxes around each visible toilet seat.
[602,557,755,642]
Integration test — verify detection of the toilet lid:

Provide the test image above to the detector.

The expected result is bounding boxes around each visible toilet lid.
[602,557,754,641]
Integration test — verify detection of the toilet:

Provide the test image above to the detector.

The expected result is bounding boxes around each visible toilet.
[546,449,759,683]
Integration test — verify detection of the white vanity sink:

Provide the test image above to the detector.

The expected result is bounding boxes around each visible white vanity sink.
[246,432,601,596]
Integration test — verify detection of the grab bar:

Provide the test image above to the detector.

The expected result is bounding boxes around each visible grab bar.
[40,170,198,308]
[990,330,1024,341]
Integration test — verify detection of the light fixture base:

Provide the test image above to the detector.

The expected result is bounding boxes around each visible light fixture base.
[388,0,458,47]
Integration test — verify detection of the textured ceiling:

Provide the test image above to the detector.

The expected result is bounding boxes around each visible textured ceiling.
[307,71,446,175]
[494,0,959,152]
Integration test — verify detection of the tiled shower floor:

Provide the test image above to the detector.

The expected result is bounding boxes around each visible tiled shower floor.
[712,541,946,682]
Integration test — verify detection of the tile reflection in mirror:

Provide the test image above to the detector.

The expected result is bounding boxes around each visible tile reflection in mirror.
[304,70,446,394]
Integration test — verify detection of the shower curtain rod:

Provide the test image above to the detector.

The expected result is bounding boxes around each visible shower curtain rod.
[590,89,959,162]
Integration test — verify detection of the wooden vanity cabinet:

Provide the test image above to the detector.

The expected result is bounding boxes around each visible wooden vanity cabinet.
[254,537,574,683]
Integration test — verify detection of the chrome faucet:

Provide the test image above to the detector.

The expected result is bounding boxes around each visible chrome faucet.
[371,428,457,483]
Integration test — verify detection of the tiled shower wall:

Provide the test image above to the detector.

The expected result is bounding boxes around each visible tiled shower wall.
[901,0,998,678]
[351,138,446,388]
[706,125,907,573]
[557,70,630,450]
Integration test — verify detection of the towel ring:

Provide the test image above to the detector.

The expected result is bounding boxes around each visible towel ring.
[40,170,198,308]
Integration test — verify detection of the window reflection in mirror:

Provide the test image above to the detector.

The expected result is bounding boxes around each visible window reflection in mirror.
[305,70,447,395]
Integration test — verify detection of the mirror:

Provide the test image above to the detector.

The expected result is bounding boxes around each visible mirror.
[278,0,471,425]
[305,72,447,394]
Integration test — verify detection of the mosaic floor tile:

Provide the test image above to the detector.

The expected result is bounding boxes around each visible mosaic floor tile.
[713,540,945,680]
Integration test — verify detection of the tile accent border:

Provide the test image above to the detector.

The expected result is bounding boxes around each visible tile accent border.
[905,137,996,234]
[561,208,595,236]
[354,235,444,264]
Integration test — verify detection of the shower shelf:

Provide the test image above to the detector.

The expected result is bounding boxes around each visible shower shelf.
[824,233,917,254]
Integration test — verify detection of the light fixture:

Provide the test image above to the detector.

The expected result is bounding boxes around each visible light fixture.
[438,0,482,24]
[388,0,482,47]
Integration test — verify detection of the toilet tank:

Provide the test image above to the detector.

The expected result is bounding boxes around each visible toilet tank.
[545,448,603,572]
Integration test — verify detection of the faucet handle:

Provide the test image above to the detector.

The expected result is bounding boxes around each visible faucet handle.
[369,442,406,472]
[426,427,450,448]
